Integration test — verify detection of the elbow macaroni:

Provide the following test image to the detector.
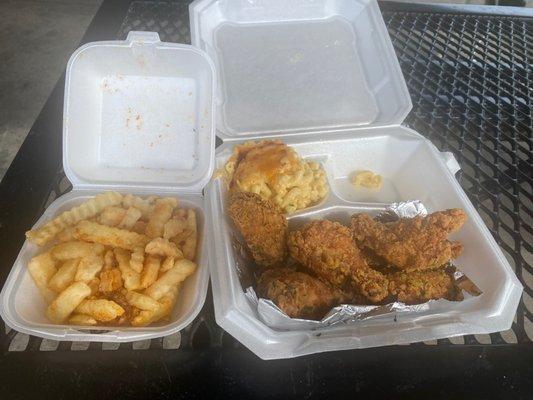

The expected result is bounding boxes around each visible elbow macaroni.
[223,141,329,213]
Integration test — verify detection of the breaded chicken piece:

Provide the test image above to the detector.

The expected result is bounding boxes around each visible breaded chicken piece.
[351,209,467,272]
[257,268,349,319]
[388,270,455,304]
[287,220,389,303]
[227,191,287,267]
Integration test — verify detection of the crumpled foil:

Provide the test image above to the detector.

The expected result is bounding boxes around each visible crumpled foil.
[240,200,481,331]
[376,200,427,221]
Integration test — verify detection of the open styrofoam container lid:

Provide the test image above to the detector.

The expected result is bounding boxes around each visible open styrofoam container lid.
[190,0,412,139]
[63,31,216,192]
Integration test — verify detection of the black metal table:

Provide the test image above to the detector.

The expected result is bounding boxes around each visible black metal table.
[0,1,531,398]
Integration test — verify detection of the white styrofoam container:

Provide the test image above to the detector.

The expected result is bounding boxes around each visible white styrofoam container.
[191,0,524,359]
[0,31,216,342]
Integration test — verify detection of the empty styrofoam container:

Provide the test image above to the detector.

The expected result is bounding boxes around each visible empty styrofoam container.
[191,0,524,359]
[0,31,216,342]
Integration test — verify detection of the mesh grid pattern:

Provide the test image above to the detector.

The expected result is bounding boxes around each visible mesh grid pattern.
[387,12,532,345]
[3,1,531,352]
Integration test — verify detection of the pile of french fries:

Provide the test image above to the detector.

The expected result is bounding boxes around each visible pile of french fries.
[25,192,198,327]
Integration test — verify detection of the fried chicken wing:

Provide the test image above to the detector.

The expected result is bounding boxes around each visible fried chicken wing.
[387,270,455,304]
[351,209,467,272]
[257,268,349,319]
[227,191,288,267]
[287,220,389,303]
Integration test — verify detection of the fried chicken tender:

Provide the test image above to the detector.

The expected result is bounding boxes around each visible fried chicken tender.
[257,268,349,319]
[388,270,455,304]
[287,220,389,303]
[227,191,288,267]
[351,209,467,272]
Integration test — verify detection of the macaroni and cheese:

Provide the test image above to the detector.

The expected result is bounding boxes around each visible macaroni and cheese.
[223,141,328,213]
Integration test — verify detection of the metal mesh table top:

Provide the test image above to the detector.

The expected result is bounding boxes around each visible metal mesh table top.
[2,0,531,353]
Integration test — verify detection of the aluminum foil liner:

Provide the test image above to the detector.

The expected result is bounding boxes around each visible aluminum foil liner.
[242,200,481,331]
[245,286,478,331]
[376,200,427,221]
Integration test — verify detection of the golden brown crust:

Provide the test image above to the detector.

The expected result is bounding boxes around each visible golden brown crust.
[257,268,348,319]
[387,270,455,304]
[351,209,467,272]
[287,220,388,303]
[227,191,288,267]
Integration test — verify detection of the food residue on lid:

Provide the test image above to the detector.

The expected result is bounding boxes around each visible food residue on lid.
[135,114,142,130]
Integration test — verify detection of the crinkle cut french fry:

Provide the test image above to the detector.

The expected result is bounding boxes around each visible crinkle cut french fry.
[114,248,140,290]
[48,259,79,293]
[160,256,175,273]
[182,209,197,261]
[145,238,182,258]
[140,254,161,289]
[130,247,144,273]
[88,278,100,296]
[50,241,104,260]
[125,291,160,311]
[118,207,142,230]
[168,209,197,260]
[132,286,178,327]
[131,221,147,234]
[159,197,178,208]
[28,252,57,303]
[122,194,154,220]
[57,227,76,243]
[99,268,123,292]
[97,206,127,227]
[68,313,97,326]
[144,259,196,300]
[130,310,155,327]
[103,249,116,270]
[46,282,91,323]
[74,254,104,283]
[163,218,184,240]
[26,191,123,246]
[75,299,125,322]
[28,193,197,327]
[74,220,149,250]
[158,285,179,318]
[145,200,175,238]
